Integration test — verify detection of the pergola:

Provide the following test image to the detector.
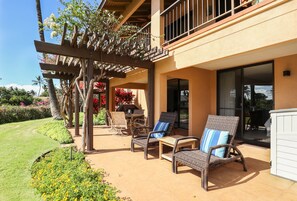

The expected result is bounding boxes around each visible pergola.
[34,25,168,151]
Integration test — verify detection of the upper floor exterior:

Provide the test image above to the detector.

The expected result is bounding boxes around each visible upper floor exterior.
[101,0,297,71]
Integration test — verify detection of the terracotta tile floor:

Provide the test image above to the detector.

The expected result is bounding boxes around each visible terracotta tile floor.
[69,126,297,201]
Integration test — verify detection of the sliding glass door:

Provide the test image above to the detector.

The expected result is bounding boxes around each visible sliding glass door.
[218,63,274,146]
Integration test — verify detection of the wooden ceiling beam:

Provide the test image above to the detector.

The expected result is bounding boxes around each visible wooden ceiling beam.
[114,0,146,31]
[35,40,153,69]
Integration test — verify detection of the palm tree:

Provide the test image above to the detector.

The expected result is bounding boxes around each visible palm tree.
[35,0,62,119]
[32,75,44,96]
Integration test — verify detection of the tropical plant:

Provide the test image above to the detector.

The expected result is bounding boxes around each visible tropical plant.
[32,75,45,96]
[115,88,134,106]
[43,0,139,40]
[94,82,135,108]
[35,0,62,120]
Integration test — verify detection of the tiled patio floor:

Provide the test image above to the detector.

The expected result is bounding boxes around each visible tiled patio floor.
[69,126,297,201]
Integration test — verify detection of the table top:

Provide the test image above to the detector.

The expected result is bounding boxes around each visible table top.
[158,135,197,145]
[125,114,144,119]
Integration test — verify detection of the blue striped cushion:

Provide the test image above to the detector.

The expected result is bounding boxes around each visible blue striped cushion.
[151,121,170,138]
[200,128,229,158]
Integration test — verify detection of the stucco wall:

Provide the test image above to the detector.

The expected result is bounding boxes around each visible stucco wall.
[155,64,216,137]
[109,69,148,111]
[275,54,297,109]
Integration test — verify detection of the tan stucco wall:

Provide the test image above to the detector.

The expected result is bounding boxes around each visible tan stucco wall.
[109,69,148,111]
[275,54,297,109]
[155,63,216,137]
[131,89,148,117]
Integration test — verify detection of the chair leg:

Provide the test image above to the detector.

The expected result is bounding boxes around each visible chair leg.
[131,140,134,152]
[201,169,208,191]
[144,146,148,160]
[241,155,248,171]
[234,146,248,172]
[172,156,176,173]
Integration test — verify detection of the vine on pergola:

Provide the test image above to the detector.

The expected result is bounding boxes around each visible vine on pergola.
[39,0,168,151]
[41,0,142,151]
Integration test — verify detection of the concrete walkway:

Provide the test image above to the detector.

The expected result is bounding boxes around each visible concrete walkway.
[69,126,297,201]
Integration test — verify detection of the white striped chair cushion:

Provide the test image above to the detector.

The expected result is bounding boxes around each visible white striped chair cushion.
[200,128,229,158]
[151,121,170,138]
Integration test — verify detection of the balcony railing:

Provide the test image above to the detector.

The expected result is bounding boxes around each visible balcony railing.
[161,0,261,45]
[132,22,151,47]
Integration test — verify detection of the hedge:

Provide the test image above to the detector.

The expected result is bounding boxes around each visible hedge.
[0,106,51,124]
[37,120,73,144]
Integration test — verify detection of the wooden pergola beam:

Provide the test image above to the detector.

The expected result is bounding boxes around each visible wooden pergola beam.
[40,63,126,78]
[42,73,74,80]
[35,40,153,69]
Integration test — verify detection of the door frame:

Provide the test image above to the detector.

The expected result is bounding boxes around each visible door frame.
[217,61,275,146]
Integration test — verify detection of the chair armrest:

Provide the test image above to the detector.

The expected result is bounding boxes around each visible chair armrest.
[173,136,200,154]
[206,144,235,164]
[147,130,167,138]
[145,130,167,143]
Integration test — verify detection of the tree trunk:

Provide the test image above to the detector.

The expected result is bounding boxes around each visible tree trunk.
[47,79,62,119]
[35,0,62,119]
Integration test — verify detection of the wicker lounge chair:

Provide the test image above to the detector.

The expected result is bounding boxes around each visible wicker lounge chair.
[172,115,247,191]
[131,112,177,159]
[106,110,114,130]
[110,111,128,134]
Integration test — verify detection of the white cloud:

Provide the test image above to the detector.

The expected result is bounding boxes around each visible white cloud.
[0,83,44,95]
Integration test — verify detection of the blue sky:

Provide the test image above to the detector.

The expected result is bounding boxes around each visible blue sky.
[0,0,61,91]
[0,0,100,92]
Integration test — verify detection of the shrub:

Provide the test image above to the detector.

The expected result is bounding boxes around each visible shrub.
[37,120,73,144]
[31,148,120,201]
[0,106,51,124]
[0,86,34,106]
[79,108,106,126]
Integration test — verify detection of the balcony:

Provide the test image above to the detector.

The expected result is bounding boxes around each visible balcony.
[161,0,264,46]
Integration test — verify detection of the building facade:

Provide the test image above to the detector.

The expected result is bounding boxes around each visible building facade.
[102,0,297,147]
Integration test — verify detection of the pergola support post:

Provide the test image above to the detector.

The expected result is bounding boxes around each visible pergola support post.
[86,59,94,151]
[74,84,80,136]
[105,80,110,124]
[148,64,155,128]
[68,89,73,128]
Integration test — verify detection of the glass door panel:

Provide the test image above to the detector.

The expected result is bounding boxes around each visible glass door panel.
[218,62,273,147]
[167,79,189,129]
[243,64,273,145]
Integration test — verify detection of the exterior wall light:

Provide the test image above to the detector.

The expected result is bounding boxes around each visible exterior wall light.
[283,70,291,77]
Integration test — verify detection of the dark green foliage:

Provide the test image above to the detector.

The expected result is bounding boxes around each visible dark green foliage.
[0,86,34,106]
[0,106,51,124]
[31,148,120,201]
[37,120,73,144]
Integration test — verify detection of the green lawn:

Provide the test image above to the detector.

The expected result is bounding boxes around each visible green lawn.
[0,118,59,201]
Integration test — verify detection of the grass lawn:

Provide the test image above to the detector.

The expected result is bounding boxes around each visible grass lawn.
[0,118,59,201]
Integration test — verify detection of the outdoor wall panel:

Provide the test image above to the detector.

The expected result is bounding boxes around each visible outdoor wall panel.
[271,108,297,182]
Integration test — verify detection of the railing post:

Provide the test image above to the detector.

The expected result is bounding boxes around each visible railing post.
[231,0,235,15]
[187,0,190,35]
